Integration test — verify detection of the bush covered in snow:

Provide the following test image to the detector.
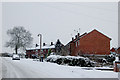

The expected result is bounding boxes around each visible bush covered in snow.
[105,54,115,63]
[96,58,107,63]
[46,55,95,67]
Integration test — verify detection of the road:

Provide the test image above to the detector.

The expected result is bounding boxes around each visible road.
[2,57,118,78]
[2,57,49,78]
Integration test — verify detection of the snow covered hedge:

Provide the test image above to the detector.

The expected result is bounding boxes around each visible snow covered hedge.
[46,55,95,67]
[105,54,115,63]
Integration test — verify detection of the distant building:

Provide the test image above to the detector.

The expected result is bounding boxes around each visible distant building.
[66,29,111,56]
[55,39,64,55]
[26,42,55,58]
[110,48,116,52]
[110,47,120,55]
[110,47,117,54]
[117,47,120,54]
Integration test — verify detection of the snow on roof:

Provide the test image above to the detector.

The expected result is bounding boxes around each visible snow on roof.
[26,44,55,50]
[42,45,55,49]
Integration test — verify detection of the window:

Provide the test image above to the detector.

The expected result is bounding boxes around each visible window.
[76,41,80,47]
[76,42,77,47]
[78,41,80,45]
[41,50,43,52]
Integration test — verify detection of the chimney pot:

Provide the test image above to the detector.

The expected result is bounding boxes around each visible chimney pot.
[51,42,53,45]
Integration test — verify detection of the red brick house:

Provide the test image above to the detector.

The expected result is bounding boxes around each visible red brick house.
[66,29,111,56]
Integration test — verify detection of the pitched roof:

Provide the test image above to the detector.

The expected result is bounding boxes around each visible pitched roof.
[26,44,55,50]
[79,29,111,40]
[117,47,120,50]
[94,29,111,40]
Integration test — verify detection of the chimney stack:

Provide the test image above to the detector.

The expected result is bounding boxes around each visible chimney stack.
[43,43,46,46]
[72,37,74,41]
[51,42,53,45]
[78,33,80,37]
[75,35,77,39]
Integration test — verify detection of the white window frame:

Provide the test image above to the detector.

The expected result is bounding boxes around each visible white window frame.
[78,41,80,46]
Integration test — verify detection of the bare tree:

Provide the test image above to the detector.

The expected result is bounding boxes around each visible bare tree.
[6,26,33,54]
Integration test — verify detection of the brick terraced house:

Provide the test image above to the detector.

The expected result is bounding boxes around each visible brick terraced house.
[66,29,111,56]
[26,42,55,58]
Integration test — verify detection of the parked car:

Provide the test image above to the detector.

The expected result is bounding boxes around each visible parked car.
[32,54,38,59]
[12,54,20,60]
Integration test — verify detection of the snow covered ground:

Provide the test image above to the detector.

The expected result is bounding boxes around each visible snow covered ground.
[2,57,118,78]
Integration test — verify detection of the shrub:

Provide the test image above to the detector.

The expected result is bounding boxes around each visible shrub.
[46,55,95,67]
[105,54,115,63]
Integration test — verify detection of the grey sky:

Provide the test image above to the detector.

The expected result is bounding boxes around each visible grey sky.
[2,2,118,53]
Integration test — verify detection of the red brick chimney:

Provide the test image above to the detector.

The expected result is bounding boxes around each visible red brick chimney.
[72,37,74,41]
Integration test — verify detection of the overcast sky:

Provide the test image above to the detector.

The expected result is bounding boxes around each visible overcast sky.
[2,2,118,53]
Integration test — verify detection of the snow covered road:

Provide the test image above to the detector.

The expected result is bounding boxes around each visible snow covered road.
[2,57,118,78]
[2,57,49,78]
